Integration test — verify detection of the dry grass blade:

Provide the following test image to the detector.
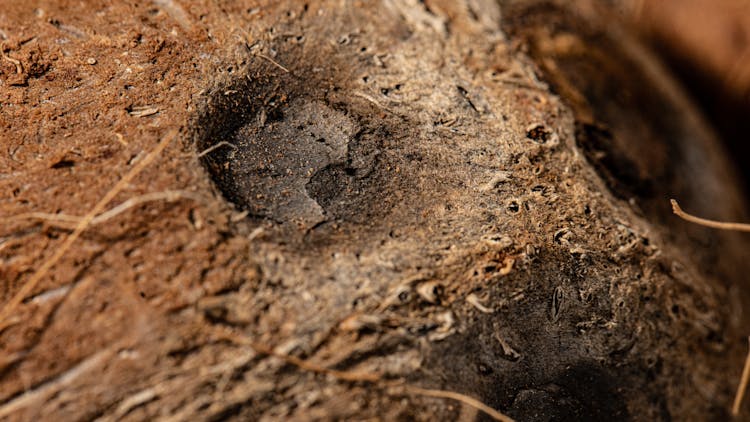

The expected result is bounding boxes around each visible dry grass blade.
[0,129,178,325]
[733,337,750,416]
[245,341,380,383]
[672,199,750,416]
[15,213,81,225]
[671,199,750,232]
[237,335,511,420]
[196,141,236,158]
[403,385,515,422]
[256,53,290,73]
[15,190,203,228]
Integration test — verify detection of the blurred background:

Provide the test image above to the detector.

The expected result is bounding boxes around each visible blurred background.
[617,0,750,196]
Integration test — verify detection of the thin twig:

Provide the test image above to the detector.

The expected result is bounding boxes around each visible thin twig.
[245,340,380,383]
[672,199,750,415]
[257,53,289,73]
[0,130,178,325]
[670,199,750,232]
[15,190,202,228]
[197,141,236,158]
[734,337,750,416]
[353,92,397,115]
[403,385,515,422]
[245,337,513,420]
[205,332,511,420]
[16,212,80,225]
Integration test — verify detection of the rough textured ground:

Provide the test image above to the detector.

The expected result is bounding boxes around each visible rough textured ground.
[1,0,750,421]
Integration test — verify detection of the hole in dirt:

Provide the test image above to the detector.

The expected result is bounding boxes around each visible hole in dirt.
[499,0,699,222]
[192,55,407,233]
[50,159,75,169]
[526,123,551,143]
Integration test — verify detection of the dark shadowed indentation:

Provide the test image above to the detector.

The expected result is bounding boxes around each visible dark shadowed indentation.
[506,363,629,422]
[191,50,415,237]
[421,249,672,422]
[499,0,685,218]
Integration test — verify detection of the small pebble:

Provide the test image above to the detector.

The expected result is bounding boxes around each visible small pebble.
[86,57,97,65]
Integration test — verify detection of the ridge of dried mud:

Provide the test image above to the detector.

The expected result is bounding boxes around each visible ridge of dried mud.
[1,1,749,421]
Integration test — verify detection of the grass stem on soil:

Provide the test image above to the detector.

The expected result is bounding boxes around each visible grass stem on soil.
[671,199,750,232]
[0,129,178,326]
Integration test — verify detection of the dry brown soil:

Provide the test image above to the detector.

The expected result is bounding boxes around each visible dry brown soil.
[1,1,750,421]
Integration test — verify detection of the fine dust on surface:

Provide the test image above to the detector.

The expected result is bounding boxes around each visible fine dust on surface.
[1,0,750,421]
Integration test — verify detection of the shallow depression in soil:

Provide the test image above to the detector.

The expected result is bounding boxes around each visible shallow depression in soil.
[195,69,412,236]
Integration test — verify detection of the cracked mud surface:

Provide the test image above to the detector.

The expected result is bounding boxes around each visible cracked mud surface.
[2,0,750,421]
